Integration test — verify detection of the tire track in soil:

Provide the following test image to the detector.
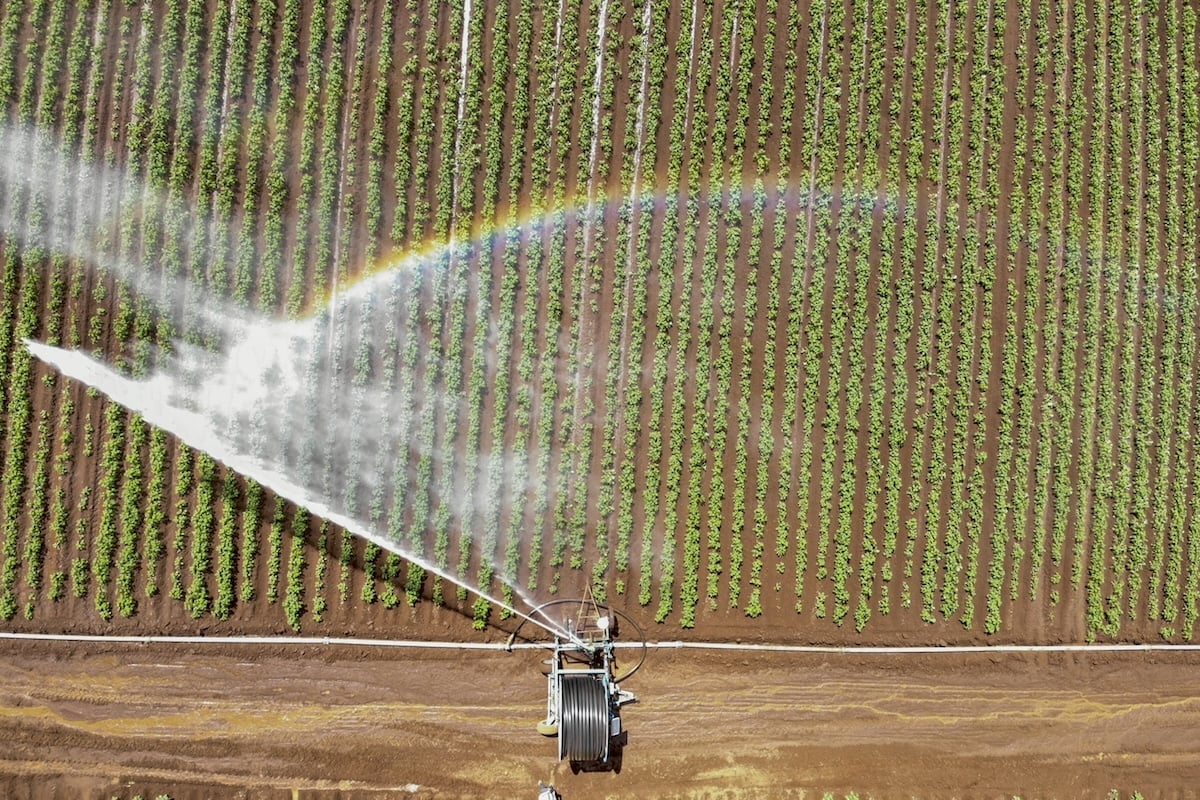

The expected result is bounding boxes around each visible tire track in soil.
[3,643,1200,798]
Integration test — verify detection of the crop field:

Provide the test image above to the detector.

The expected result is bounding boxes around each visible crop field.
[0,0,1198,650]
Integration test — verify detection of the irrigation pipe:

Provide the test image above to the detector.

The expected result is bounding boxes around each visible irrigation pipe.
[4,631,1200,654]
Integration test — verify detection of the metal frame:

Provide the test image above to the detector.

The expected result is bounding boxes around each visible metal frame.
[538,596,637,765]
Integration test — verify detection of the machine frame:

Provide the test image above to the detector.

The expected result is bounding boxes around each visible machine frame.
[509,592,643,768]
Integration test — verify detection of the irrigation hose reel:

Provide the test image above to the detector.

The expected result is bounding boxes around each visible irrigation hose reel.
[507,595,644,767]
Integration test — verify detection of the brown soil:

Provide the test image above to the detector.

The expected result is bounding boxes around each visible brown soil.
[4,12,1200,792]
[1,641,1196,799]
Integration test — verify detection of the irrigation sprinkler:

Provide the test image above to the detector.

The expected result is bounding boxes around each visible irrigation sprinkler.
[507,590,645,770]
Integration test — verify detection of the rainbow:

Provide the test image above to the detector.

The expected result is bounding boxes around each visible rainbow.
[305,175,906,321]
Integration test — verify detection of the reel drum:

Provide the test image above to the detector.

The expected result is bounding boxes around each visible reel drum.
[558,675,611,762]
[508,593,644,769]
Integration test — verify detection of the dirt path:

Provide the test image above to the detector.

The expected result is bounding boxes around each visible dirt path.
[1,641,1196,799]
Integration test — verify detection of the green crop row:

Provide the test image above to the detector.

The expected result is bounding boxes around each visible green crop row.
[183,453,216,618]
[2,0,1199,640]
[284,508,307,630]
[115,417,145,618]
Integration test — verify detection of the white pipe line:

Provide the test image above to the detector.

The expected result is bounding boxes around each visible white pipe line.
[0,631,551,650]
[652,641,1200,654]
[3,631,1200,654]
